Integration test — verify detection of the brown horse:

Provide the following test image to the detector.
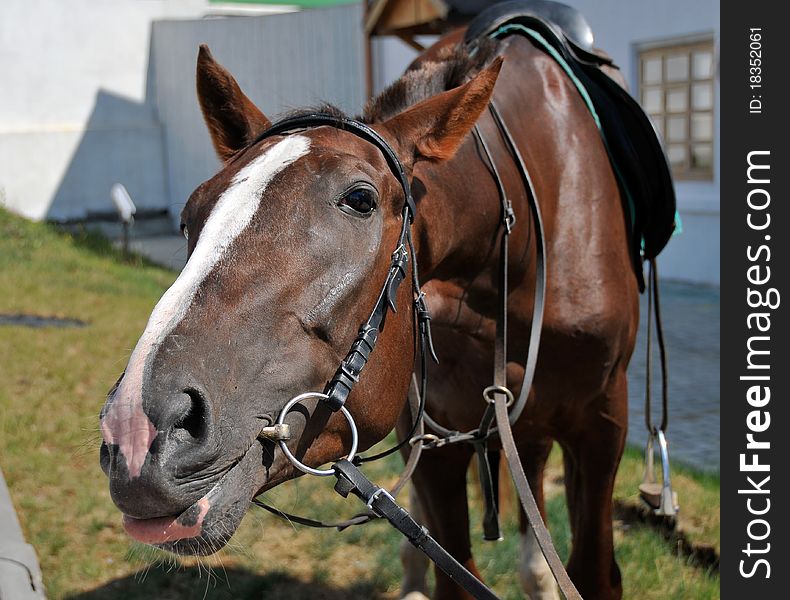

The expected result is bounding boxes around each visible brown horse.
[99,25,637,600]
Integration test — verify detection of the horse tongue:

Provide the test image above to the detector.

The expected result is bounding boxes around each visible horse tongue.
[122,497,210,545]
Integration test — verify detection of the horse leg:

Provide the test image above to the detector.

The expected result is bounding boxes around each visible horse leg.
[410,444,480,600]
[400,484,430,600]
[563,371,628,600]
[561,447,579,540]
[516,437,560,600]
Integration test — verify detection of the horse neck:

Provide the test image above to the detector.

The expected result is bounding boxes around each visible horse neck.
[412,139,507,285]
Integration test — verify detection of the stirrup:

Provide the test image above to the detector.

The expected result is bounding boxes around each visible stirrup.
[638,429,679,517]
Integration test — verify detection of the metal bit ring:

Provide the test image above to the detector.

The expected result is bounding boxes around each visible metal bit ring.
[276,391,359,477]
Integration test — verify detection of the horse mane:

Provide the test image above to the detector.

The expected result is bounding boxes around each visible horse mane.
[278,39,500,125]
[362,39,500,123]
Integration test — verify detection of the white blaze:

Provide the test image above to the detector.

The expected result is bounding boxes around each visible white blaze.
[101,136,311,478]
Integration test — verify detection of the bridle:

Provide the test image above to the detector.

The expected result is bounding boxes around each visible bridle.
[247,111,581,600]
[250,114,433,468]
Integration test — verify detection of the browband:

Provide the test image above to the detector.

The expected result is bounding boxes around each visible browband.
[252,113,416,221]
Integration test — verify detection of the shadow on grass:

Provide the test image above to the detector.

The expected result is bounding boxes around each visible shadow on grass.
[66,566,390,600]
[614,500,720,573]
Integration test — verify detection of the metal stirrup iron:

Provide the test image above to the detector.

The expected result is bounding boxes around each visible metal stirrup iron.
[639,258,678,517]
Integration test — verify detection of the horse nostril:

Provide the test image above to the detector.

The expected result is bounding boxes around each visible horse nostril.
[100,441,111,476]
[172,389,208,441]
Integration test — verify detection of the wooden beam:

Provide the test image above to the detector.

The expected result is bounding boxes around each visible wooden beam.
[396,33,426,52]
[367,0,449,35]
[364,1,374,99]
[365,0,391,34]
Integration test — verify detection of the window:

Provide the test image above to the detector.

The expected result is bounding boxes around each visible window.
[639,39,715,180]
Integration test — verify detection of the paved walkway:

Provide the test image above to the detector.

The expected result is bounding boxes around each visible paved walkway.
[0,468,45,599]
[130,236,720,472]
[128,235,187,272]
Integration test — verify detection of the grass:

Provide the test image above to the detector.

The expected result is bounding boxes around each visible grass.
[0,207,720,599]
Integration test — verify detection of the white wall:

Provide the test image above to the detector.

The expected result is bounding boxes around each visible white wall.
[0,0,210,221]
[0,0,365,227]
[371,0,720,285]
[151,4,366,227]
[2,0,719,284]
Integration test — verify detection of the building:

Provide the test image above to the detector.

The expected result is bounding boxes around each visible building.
[1,0,718,284]
[0,0,363,230]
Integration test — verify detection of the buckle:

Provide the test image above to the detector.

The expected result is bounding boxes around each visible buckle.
[503,203,516,234]
[366,487,395,513]
[391,244,409,271]
[409,433,443,449]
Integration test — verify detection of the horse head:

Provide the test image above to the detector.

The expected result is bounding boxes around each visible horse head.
[99,45,501,555]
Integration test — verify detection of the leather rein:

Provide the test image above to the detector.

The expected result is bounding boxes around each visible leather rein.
[248,109,582,600]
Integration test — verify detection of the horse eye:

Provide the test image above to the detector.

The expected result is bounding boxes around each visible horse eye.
[338,187,376,218]
[181,224,189,240]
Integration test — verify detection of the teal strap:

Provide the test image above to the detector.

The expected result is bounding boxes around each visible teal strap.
[673,210,683,236]
[493,24,601,129]
[491,24,639,232]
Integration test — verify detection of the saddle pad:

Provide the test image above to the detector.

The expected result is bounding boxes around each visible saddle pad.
[465,0,678,283]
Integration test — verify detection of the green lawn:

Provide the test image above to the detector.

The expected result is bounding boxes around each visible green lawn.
[0,208,719,599]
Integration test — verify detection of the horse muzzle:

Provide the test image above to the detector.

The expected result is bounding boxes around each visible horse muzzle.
[99,385,222,516]
[119,439,265,555]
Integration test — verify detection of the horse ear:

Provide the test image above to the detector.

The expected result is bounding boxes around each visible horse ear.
[381,57,503,165]
[196,45,272,162]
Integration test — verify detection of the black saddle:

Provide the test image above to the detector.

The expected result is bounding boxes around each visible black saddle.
[465,0,608,65]
[465,0,677,282]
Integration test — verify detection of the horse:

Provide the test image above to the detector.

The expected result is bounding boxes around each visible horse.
[99,19,639,600]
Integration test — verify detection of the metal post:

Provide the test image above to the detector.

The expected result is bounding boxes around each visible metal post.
[111,183,136,260]
[122,221,130,258]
